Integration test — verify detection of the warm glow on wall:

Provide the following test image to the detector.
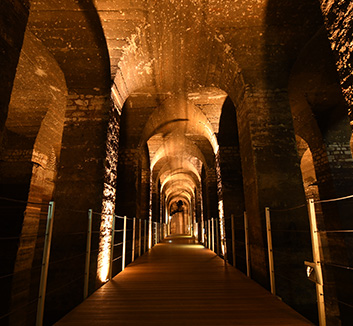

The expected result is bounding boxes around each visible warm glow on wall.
[98,103,120,282]
[97,185,116,282]
[194,222,198,239]
[218,200,226,256]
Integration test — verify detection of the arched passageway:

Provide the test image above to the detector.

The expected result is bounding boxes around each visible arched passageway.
[1,0,353,325]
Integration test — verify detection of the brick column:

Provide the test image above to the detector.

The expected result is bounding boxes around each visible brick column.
[237,88,315,318]
[202,168,218,221]
[309,115,353,325]
[44,91,110,324]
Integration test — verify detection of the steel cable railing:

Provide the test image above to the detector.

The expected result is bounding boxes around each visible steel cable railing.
[266,205,312,298]
[266,203,320,323]
[0,197,51,325]
[313,196,353,325]
[4,191,353,326]
[203,213,250,277]
[0,196,163,326]
[201,195,353,326]
[265,195,353,326]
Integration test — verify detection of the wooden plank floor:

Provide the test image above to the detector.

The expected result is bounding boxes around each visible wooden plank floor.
[55,235,312,325]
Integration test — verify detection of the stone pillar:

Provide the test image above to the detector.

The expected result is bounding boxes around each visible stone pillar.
[195,186,203,240]
[218,143,246,269]
[44,91,110,325]
[151,182,159,223]
[139,149,151,222]
[309,114,353,325]
[1,26,67,325]
[202,168,218,221]
[218,97,246,269]
[116,148,139,218]
[236,88,315,318]
[0,1,32,288]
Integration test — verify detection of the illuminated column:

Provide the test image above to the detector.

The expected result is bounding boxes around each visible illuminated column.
[197,186,205,243]
[192,195,197,237]
[215,150,226,257]
[98,104,120,283]
[320,0,353,110]
[148,170,152,249]
[160,187,163,226]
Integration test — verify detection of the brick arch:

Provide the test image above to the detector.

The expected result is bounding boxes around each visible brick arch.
[140,95,219,153]
[2,28,67,326]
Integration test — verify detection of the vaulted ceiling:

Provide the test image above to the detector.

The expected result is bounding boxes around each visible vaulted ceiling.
[24,0,327,212]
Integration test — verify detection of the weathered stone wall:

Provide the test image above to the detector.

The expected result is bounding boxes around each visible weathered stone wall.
[0,0,29,142]
[44,91,110,325]
[218,97,246,271]
[0,2,32,295]
[320,0,353,120]
[201,167,218,221]
[195,186,203,238]
[310,129,353,325]
[116,148,139,217]
[291,85,352,323]
[139,147,151,221]
[236,87,316,321]
[0,24,67,324]
[0,133,32,322]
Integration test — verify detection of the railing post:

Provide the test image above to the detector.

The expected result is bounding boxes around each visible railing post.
[152,222,154,246]
[139,219,142,257]
[148,219,152,249]
[231,214,236,267]
[211,218,215,252]
[108,214,116,280]
[244,211,250,277]
[201,220,205,244]
[208,219,211,249]
[308,199,326,326]
[84,209,93,300]
[36,201,55,326]
[215,218,220,255]
[122,216,127,271]
[144,219,147,253]
[265,207,275,295]
[132,217,136,262]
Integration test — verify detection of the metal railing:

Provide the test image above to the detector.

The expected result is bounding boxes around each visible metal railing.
[2,193,353,326]
[266,202,322,324]
[0,196,162,326]
[0,197,54,326]
[265,195,353,326]
[198,193,353,326]
[200,214,251,277]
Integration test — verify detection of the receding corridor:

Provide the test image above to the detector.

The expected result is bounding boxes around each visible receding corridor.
[2,1,353,325]
[55,236,311,326]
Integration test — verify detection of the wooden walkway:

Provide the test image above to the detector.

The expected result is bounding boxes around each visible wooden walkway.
[55,236,312,326]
